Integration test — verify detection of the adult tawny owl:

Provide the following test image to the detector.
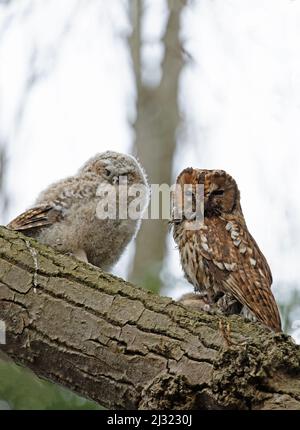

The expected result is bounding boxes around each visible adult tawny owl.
[172,168,281,332]
[7,151,149,271]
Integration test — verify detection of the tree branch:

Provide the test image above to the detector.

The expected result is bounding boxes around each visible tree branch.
[0,226,300,410]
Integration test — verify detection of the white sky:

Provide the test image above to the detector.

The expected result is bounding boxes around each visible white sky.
[1,0,300,332]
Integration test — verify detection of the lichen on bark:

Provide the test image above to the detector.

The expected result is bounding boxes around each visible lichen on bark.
[0,226,300,410]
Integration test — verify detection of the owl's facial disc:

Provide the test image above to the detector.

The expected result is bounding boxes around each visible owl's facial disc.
[204,170,238,215]
[172,168,205,223]
[80,153,147,188]
[176,169,239,217]
[174,167,241,222]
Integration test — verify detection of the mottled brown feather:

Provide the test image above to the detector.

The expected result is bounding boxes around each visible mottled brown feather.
[7,205,63,232]
[173,168,281,332]
[199,218,280,331]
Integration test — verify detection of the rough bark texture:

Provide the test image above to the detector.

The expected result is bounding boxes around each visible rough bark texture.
[0,226,300,410]
[129,0,186,291]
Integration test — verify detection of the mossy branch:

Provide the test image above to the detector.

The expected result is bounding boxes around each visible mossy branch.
[0,226,300,410]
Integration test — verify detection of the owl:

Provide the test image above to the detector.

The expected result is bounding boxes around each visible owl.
[171,168,281,332]
[7,151,149,271]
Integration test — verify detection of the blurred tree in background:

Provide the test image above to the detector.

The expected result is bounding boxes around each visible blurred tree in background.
[279,286,300,334]
[129,0,186,293]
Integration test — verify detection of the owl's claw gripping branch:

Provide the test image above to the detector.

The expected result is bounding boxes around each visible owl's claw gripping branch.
[0,226,300,410]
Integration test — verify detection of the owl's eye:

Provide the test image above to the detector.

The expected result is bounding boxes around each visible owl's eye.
[104,168,119,185]
[211,189,224,197]
[104,168,112,178]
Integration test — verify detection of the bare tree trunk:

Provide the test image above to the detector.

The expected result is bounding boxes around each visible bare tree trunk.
[0,226,300,410]
[129,0,186,292]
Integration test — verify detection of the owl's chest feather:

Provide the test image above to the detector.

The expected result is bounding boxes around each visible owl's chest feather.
[174,225,216,296]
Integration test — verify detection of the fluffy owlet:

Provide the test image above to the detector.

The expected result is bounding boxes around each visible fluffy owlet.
[172,168,281,332]
[7,151,149,271]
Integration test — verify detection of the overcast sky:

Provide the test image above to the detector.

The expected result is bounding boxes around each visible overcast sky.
[1,0,300,338]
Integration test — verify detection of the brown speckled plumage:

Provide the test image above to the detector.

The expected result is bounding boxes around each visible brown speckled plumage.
[172,168,281,332]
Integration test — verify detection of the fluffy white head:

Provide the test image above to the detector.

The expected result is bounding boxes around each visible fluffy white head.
[79,151,148,186]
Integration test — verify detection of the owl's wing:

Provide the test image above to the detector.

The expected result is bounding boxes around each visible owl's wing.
[196,218,281,332]
[7,204,63,232]
[6,175,92,233]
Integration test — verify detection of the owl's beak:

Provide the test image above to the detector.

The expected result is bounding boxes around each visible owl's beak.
[169,218,182,225]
